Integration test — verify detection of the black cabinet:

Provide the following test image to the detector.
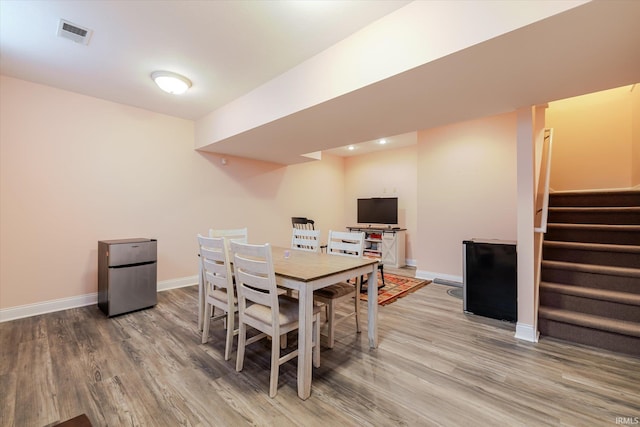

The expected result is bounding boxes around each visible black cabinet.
[463,239,517,322]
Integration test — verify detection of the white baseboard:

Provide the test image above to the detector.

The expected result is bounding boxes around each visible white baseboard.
[415,269,463,283]
[515,322,539,342]
[157,275,198,291]
[0,292,99,323]
[0,276,198,323]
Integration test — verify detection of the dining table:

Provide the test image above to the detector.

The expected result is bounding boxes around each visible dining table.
[271,246,379,400]
[197,245,380,400]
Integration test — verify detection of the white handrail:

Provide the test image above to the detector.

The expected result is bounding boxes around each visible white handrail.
[534,128,553,233]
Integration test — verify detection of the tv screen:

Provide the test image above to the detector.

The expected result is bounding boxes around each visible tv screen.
[357,197,398,225]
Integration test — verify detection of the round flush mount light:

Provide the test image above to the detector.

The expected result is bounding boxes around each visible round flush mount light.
[151,71,192,95]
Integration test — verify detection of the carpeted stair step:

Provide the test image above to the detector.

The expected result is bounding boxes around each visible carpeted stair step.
[549,190,640,208]
[539,282,640,322]
[542,241,640,269]
[547,206,640,225]
[540,189,640,356]
[538,307,640,357]
[545,223,640,245]
[541,260,640,294]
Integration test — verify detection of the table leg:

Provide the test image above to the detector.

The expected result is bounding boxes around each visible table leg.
[297,284,313,399]
[198,257,204,331]
[367,264,379,348]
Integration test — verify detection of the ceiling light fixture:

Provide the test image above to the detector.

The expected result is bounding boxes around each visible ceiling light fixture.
[379,139,387,145]
[348,145,356,151]
[151,71,192,95]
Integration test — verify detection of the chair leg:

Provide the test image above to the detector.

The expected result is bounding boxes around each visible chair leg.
[224,310,234,361]
[236,322,246,372]
[280,334,287,349]
[269,334,280,398]
[327,301,336,349]
[354,278,361,334]
[313,313,321,368]
[201,303,212,344]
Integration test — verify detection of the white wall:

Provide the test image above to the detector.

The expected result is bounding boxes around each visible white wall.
[0,76,346,315]
[343,144,418,263]
[547,85,636,191]
[415,112,518,281]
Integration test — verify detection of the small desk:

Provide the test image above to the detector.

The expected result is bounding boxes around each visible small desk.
[271,246,379,399]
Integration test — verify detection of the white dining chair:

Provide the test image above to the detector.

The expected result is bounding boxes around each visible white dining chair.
[231,241,321,398]
[291,227,321,253]
[198,235,238,361]
[313,230,365,348]
[209,227,248,244]
[198,227,248,330]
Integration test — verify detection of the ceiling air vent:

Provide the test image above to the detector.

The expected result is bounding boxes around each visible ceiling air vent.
[57,19,93,45]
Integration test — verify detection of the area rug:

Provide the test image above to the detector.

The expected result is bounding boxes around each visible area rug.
[360,272,431,306]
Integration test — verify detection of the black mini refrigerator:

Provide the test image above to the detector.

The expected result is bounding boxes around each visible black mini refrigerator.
[98,238,157,317]
[463,239,517,322]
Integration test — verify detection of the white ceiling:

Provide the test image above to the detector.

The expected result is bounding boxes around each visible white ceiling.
[0,0,410,121]
[324,132,417,157]
[2,1,640,164]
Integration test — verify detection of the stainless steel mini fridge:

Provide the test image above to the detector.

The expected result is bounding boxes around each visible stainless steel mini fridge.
[463,239,517,322]
[98,238,157,317]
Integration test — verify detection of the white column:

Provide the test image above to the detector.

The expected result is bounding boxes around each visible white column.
[515,107,538,342]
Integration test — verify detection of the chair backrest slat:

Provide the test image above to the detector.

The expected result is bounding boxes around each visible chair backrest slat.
[291,217,315,230]
[209,227,248,243]
[231,241,279,319]
[327,230,364,258]
[291,228,321,253]
[198,235,233,293]
[209,227,248,260]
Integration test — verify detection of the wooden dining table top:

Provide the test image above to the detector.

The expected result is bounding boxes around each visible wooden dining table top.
[270,246,379,282]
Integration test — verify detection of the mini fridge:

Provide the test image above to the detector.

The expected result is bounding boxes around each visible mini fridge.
[98,238,157,317]
[463,239,517,322]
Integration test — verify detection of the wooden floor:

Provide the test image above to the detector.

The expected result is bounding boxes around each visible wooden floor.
[2,269,639,426]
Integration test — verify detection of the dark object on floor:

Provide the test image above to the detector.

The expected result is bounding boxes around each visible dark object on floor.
[360,265,385,293]
[463,239,517,322]
[53,414,92,427]
[447,287,463,299]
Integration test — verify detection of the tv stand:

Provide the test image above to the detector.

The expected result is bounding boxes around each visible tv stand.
[347,226,406,268]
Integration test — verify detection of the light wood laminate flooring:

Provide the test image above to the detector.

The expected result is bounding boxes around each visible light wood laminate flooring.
[1,268,639,426]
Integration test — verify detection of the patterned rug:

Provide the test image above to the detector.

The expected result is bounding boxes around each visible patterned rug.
[360,272,431,306]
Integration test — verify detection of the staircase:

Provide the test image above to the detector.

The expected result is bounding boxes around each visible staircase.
[538,189,640,357]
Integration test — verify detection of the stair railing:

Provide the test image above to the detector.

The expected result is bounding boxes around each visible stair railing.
[534,128,553,233]
[533,128,553,341]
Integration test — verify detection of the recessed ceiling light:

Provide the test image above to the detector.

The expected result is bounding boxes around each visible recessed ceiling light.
[379,139,387,145]
[348,145,356,151]
[151,71,192,95]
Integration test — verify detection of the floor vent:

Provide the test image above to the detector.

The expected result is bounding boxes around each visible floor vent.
[57,19,93,45]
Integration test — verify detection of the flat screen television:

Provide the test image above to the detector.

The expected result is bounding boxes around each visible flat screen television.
[357,197,398,225]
